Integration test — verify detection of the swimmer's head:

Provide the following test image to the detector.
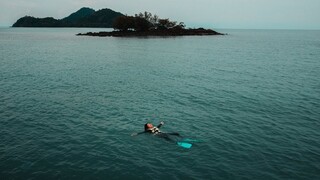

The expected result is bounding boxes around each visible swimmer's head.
[144,123,153,130]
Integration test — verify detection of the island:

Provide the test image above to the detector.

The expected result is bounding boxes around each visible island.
[13,7,223,36]
[77,11,224,37]
[77,28,222,37]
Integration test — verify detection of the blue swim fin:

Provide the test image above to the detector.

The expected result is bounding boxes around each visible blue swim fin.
[177,142,192,149]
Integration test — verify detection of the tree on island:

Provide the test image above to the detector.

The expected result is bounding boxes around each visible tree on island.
[78,10,223,36]
[112,11,185,32]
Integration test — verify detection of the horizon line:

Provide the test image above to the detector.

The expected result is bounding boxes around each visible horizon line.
[1,25,319,31]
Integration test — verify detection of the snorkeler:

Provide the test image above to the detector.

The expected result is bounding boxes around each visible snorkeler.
[131,122,181,141]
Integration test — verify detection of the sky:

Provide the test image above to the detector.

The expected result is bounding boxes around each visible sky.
[0,0,320,29]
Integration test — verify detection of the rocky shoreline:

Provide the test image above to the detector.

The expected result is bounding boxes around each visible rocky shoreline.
[77,28,224,37]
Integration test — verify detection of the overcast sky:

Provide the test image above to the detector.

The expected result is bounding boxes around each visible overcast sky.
[0,0,320,29]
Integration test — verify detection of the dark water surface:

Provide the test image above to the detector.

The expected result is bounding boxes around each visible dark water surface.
[1,28,320,179]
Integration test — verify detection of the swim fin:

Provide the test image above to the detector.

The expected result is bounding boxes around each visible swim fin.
[177,142,192,149]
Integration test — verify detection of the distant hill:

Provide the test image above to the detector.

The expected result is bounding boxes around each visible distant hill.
[62,7,95,24]
[12,7,124,27]
[12,17,61,27]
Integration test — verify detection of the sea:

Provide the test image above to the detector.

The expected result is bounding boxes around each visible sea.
[0,28,319,179]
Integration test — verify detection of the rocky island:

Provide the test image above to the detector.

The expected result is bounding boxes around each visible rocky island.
[77,28,222,37]
[78,11,224,37]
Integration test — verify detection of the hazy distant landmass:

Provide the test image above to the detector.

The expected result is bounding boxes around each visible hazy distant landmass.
[12,7,124,27]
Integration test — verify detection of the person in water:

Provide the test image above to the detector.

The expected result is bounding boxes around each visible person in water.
[144,121,164,134]
[131,122,181,141]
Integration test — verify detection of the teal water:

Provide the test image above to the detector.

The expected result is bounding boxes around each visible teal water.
[0,28,320,179]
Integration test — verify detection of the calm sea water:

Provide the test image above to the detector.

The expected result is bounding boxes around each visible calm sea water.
[0,28,319,179]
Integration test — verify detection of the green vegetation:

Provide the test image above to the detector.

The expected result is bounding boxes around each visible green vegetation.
[113,12,185,32]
